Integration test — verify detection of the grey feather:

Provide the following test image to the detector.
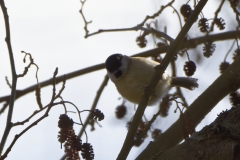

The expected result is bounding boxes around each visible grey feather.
[171,77,198,90]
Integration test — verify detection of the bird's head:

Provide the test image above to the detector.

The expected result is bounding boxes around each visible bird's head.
[105,54,131,81]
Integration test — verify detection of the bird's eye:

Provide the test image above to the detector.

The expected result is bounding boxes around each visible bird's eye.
[117,55,121,60]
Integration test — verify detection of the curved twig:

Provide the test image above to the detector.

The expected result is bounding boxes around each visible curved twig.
[60,74,109,160]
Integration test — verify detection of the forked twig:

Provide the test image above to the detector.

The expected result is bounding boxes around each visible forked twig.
[0,0,17,155]
[0,68,59,160]
[60,74,109,160]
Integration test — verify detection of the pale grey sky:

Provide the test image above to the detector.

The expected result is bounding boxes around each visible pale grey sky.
[0,0,234,159]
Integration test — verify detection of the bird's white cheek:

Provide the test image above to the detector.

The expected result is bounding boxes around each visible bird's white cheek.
[107,72,118,83]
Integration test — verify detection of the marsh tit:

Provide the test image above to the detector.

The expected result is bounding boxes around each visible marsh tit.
[105,54,198,105]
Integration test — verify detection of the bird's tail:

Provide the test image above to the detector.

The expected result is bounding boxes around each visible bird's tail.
[171,77,198,90]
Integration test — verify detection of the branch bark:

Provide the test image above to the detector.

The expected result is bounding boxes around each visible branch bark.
[117,0,208,159]
[136,53,240,160]
[156,105,240,160]
[0,30,239,105]
[0,0,17,155]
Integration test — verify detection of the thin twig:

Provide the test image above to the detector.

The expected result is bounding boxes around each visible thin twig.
[208,0,225,32]
[5,77,11,89]
[54,75,66,100]
[12,101,75,127]
[86,25,174,42]
[135,108,162,143]
[0,0,17,155]
[60,101,87,141]
[0,69,59,160]
[13,77,67,127]
[149,28,174,42]
[79,0,174,39]
[60,74,109,160]
[12,106,48,127]
[49,68,58,103]
[170,60,189,108]
[224,40,235,61]
[173,99,186,113]
[59,97,67,114]
[0,111,51,160]
[138,0,175,26]
[18,51,43,109]
[78,75,109,137]
[169,5,183,29]
[79,0,92,38]
[20,51,40,83]
[228,0,240,27]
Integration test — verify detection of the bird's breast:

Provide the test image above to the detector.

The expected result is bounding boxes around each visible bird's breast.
[114,57,171,105]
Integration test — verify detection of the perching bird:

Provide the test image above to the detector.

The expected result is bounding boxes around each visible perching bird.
[105,54,198,105]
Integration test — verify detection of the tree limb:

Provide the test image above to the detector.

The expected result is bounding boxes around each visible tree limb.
[136,52,240,160]
[156,105,240,160]
[117,0,208,159]
[0,0,17,155]
[0,30,239,107]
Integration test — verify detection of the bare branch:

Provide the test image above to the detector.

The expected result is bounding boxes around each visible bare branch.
[117,1,208,159]
[138,0,175,26]
[54,75,66,100]
[17,51,39,78]
[228,0,240,28]
[170,60,189,108]
[4,77,11,89]
[60,74,109,160]
[79,0,92,37]
[1,68,61,159]
[208,0,225,32]
[35,85,43,109]
[156,106,240,160]
[0,63,104,104]
[135,108,162,143]
[0,31,238,110]
[0,0,17,155]
[137,55,240,160]
[0,102,9,115]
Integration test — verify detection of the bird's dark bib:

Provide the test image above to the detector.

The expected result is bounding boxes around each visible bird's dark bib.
[114,70,122,78]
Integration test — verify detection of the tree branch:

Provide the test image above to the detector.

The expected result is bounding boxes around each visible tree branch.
[156,105,240,160]
[0,68,59,160]
[117,0,208,159]
[0,0,17,155]
[136,52,240,160]
[60,74,109,160]
[0,63,104,104]
[0,30,239,109]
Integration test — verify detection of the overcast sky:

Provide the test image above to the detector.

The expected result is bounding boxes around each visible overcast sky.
[0,0,235,159]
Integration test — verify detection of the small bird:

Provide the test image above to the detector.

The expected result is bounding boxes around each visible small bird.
[105,54,198,105]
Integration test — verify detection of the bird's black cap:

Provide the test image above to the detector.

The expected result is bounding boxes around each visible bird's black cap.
[105,54,123,73]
